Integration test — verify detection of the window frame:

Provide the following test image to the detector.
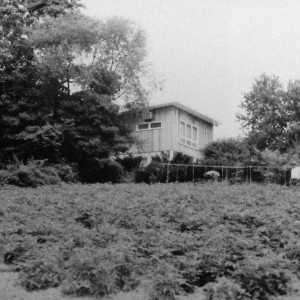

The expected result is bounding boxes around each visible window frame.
[179,120,199,149]
[136,121,162,131]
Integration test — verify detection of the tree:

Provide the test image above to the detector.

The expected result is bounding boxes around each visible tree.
[61,91,134,163]
[237,74,289,151]
[29,12,100,118]
[0,1,151,169]
[78,17,149,109]
[201,138,252,166]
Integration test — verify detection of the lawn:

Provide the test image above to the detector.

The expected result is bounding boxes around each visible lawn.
[1,182,300,299]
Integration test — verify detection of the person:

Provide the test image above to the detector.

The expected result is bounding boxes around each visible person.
[290,161,300,186]
[204,170,220,182]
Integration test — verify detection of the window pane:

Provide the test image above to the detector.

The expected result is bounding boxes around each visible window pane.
[137,123,149,130]
[180,121,185,137]
[187,140,191,146]
[186,124,191,139]
[192,127,197,142]
[150,122,161,128]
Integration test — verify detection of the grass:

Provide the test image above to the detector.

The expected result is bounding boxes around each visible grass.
[1,182,300,299]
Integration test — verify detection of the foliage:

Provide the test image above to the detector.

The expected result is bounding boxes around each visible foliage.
[135,162,163,183]
[0,160,61,187]
[78,158,124,183]
[54,163,78,183]
[62,251,139,297]
[170,152,193,164]
[1,183,300,298]
[238,74,300,152]
[115,154,143,172]
[201,138,252,166]
[0,1,151,168]
[20,259,63,291]
[204,277,248,300]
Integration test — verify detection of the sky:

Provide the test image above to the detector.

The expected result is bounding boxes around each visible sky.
[81,0,300,139]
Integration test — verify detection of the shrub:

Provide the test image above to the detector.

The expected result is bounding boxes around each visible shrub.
[54,163,78,183]
[0,169,11,185]
[115,154,143,172]
[0,160,61,187]
[79,158,124,183]
[201,138,251,166]
[170,152,192,164]
[135,162,163,183]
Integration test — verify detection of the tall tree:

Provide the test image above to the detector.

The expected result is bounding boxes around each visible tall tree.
[0,0,83,163]
[237,74,289,151]
[0,1,151,165]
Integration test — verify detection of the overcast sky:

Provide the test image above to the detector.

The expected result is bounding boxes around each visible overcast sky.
[82,0,300,139]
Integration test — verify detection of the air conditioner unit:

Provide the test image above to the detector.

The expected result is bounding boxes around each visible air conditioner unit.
[144,111,153,122]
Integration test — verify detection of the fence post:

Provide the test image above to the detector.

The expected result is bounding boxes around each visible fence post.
[166,163,170,183]
[193,164,195,183]
[176,165,179,182]
[284,167,287,186]
[249,166,252,184]
[159,163,165,183]
[221,165,224,181]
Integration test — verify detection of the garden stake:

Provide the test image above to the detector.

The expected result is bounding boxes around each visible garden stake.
[159,163,165,183]
[167,163,170,183]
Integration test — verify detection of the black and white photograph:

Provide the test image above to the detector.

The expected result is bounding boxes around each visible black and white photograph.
[2,0,300,299]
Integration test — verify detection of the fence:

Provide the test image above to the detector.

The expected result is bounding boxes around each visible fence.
[150,163,292,185]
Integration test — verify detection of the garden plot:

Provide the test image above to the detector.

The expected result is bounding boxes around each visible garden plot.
[1,183,300,300]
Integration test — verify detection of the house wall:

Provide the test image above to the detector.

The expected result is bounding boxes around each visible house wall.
[177,109,213,159]
[119,105,214,162]
[134,106,176,153]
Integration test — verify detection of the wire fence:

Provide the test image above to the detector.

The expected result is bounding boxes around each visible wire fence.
[155,163,292,185]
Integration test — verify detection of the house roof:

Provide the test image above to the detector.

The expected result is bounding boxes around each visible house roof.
[150,101,220,126]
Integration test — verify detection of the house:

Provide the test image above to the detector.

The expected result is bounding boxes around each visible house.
[119,101,219,164]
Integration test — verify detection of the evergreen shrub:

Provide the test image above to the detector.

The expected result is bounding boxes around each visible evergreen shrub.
[115,154,143,172]
[79,158,124,183]
[0,161,61,187]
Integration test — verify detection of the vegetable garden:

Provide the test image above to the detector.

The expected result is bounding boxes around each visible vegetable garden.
[1,182,300,299]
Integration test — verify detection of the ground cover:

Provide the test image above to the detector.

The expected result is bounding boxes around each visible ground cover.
[1,182,300,299]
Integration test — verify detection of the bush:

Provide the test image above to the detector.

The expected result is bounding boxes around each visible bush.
[0,161,61,187]
[170,152,192,164]
[201,138,251,166]
[54,163,78,183]
[0,169,11,185]
[135,162,163,183]
[115,154,143,172]
[79,158,124,183]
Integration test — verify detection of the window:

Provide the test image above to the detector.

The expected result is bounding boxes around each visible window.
[179,120,198,149]
[137,123,149,130]
[137,121,162,131]
[150,122,161,129]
